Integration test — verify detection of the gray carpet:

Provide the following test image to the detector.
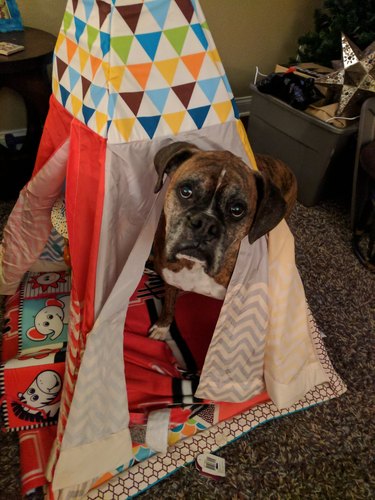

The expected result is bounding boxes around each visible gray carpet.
[0,198,374,499]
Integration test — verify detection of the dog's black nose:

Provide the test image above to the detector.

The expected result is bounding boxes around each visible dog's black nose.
[188,213,220,240]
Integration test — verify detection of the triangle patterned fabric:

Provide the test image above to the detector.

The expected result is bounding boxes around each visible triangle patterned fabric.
[52,0,238,142]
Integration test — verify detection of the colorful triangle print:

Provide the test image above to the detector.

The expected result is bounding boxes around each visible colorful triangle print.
[116,3,143,33]
[66,38,78,62]
[90,84,107,108]
[222,74,232,94]
[74,16,86,43]
[68,66,81,91]
[172,82,195,108]
[59,85,70,108]
[100,32,110,56]
[97,0,111,28]
[154,58,179,86]
[102,61,110,82]
[110,66,126,92]
[191,23,209,50]
[127,63,153,89]
[111,36,134,64]
[231,98,240,119]
[188,105,210,128]
[176,0,195,22]
[55,32,65,54]
[54,0,238,141]
[113,118,136,141]
[119,91,144,116]
[146,0,171,29]
[87,25,100,52]
[82,104,95,125]
[181,52,205,80]
[146,88,170,114]
[213,101,232,123]
[63,11,74,34]
[90,54,102,78]
[81,76,91,98]
[138,116,161,139]
[56,57,68,81]
[164,26,189,55]
[83,0,94,21]
[198,77,222,103]
[96,111,107,135]
[52,77,58,96]
[78,47,90,72]
[108,93,119,120]
[71,95,82,117]
[163,111,186,135]
[136,32,162,61]
[208,48,220,64]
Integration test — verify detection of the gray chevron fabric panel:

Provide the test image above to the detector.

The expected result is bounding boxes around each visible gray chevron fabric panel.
[60,310,129,448]
[196,236,269,402]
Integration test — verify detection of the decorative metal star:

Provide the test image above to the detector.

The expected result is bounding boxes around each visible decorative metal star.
[315,34,375,117]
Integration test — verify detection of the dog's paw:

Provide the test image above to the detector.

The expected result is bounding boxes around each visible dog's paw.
[148,324,172,341]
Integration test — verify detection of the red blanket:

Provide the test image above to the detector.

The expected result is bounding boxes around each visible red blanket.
[3,270,269,496]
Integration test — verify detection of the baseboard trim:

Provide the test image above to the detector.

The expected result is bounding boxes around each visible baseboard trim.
[235,95,252,117]
[0,128,27,148]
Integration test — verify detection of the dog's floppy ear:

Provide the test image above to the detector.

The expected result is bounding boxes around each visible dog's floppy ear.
[248,172,287,244]
[154,142,201,193]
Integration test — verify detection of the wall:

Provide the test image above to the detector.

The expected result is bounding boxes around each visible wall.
[201,0,322,97]
[0,0,67,133]
[0,0,322,133]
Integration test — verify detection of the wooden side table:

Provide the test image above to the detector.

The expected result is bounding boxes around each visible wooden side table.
[0,27,56,200]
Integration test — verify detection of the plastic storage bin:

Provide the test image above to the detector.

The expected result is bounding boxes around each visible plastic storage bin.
[247,84,358,206]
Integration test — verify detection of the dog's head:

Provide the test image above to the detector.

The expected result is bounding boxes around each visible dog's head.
[154,142,287,276]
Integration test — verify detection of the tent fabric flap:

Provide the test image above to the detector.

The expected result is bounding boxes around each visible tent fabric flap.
[0,97,71,296]
[264,220,330,409]
[49,119,257,497]
[51,428,132,490]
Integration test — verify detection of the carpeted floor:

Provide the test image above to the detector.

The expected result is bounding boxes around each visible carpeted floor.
[0,196,374,500]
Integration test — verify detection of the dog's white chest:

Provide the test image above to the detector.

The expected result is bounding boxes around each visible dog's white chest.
[162,262,226,300]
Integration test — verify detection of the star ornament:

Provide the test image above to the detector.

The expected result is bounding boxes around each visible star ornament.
[315,34,375,117]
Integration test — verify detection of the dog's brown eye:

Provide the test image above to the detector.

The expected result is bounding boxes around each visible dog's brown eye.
[179,184,193,199]
[229,202,246,219]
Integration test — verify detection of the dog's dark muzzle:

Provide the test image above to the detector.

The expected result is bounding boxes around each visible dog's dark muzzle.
[171,212,222,270]
[187,212,221,241]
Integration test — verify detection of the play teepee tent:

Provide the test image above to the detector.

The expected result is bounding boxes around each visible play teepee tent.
[0,1,346,498]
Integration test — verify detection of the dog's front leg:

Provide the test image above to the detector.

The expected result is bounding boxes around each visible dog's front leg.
[148,283,179,340]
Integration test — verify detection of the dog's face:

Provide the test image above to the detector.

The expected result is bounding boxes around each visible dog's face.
[162,151,258,275]
[154,142,287,279]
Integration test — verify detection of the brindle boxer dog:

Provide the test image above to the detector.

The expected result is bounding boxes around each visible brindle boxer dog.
[149,141,297,340]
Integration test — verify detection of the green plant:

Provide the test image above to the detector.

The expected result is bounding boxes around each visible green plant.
[294,0,375,67]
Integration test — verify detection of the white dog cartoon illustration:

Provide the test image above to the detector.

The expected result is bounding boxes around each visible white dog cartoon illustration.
[27,295,70,342]
[17,370,62,419]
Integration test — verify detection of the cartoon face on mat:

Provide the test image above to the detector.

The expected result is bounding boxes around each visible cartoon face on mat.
[27,295,70,342]
[17,370,62,418]
[28,271,67,292]
[35,272,61,286]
